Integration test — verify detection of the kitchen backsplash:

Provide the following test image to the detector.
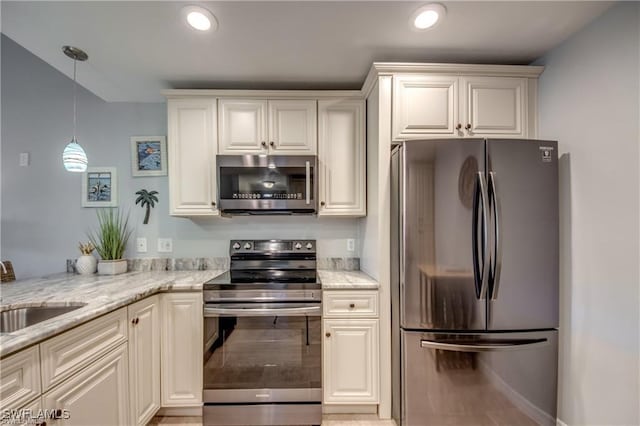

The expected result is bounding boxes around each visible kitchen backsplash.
[67,257,360,273]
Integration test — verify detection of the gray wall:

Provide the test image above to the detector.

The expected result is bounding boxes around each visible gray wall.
[535,3,639,425]
[1,35,359,279]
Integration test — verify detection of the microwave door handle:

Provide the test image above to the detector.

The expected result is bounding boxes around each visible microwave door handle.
[305,161,311,205]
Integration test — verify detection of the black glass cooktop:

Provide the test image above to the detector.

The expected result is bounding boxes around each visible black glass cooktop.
[204,271,321,291]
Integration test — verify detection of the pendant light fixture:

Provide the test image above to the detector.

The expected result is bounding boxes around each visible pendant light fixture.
[62,46,89,172]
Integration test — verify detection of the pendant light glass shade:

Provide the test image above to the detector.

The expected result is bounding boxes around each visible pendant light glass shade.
[63,137,88,172]
[62,46,89,172]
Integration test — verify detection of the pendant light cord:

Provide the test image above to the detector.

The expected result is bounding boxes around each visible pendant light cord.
[73,58,77,143]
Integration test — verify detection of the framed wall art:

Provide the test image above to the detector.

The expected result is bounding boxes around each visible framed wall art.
[82,167,118,207]
[130,136,167,177]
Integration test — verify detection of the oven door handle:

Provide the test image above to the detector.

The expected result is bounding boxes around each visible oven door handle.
[204,305,321,317]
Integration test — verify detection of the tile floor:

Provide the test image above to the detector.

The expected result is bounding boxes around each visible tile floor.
[148,414,397,426]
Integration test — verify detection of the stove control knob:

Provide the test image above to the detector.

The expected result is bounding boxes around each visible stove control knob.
[232,242,241,250]
[244,242,252,250]
[305,242,313,250]
[294,243,302,250]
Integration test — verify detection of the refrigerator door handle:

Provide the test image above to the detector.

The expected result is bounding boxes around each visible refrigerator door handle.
[420,338,548,353]
[472,172,490,300]
[488,171,503,300]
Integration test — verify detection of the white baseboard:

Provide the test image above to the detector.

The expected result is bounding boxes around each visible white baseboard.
[157,406,203,417]
[323,404,378,414]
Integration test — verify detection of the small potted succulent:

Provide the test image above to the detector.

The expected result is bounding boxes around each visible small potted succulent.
[75,242,97,275]
[88,208,132,275]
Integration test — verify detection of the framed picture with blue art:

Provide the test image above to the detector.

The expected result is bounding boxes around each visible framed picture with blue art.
[130,136,167,177]
[82,167,118,207]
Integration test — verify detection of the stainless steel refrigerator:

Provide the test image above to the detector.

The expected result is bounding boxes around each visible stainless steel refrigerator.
[391,139,559,426]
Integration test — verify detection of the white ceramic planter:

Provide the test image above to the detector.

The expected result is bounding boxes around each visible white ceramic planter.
[76,255,97,275]
[98,259,128,275]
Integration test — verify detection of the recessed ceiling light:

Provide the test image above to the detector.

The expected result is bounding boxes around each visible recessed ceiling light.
[411,3,446,31]
[182,5,217,32]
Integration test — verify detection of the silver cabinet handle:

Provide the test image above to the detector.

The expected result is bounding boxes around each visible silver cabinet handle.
[488,171,502,300]
[305,160,311,205]
[420,338,548,353]
[204,305,321,317]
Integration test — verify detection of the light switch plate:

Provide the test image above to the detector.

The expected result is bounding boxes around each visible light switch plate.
[136,237,147,253]
[158,238,173,253]
[19,153,30,167]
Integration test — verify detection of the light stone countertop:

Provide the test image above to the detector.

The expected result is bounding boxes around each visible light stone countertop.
[0,268,378,358]
[0,269,224,358]
[318,270,379,290]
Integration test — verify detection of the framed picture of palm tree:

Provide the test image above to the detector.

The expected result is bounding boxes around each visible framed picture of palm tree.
[82,167,118,207]
[130,136,167,177]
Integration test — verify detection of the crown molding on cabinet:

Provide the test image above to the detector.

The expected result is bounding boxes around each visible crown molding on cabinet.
[162,89,363,99]
[360,62,545,98]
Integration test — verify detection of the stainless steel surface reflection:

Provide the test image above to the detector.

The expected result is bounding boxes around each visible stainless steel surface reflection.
[0,304,86,333]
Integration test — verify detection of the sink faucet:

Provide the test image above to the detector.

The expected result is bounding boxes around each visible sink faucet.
[0,261,6,274]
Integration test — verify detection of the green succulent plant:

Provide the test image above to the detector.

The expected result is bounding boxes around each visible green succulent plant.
[87,208,132,260]
[135,189,159,225]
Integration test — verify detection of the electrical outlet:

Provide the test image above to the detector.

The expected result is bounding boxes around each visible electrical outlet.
[158,238,173,253]
[347,239,355,252]
[136,237,147,253]
[19,153,30,167]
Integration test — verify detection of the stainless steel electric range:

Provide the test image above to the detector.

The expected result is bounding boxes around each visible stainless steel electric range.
[202,240,322,426]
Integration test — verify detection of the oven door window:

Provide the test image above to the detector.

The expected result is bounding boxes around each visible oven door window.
[204,315,321,390]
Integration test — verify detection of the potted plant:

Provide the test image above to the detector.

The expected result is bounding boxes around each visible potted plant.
[75,242,97,275]
[88,208,132,275]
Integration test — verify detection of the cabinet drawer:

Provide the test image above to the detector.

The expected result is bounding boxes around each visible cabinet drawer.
[323,291,378,318]
[0,346,41,410]
[40,308,127,391]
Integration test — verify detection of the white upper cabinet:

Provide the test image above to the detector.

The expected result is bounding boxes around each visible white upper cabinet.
[392,74,530,140]
[167,98,218,216]
[268,100,317,154]
[460,76,527,137]
[393,74,459,139]
[218,99,268,154]
[318,99,366,217]
[219,99,317,155]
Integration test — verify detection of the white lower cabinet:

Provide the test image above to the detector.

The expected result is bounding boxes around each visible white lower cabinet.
[42,344,130,425]
[160,292,203,407]
[0,345,41,411]
[323,318,379,404]
[323,290,380,405]
[128,295,160,425]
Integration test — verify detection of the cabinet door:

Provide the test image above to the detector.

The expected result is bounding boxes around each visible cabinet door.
[323,319,379,404]
[318,99,366,216]
[128,296,160,425]
[43,344,130,426]
[218,99,268,154]
[160,293,203,407]
[392,75,459,139]
[0,346,41,411]
[167,98,218,216]
[268,100,317,154]
[461,77,528,137]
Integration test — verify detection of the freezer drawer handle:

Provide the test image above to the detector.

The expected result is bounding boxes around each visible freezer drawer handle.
[420,338,548,353]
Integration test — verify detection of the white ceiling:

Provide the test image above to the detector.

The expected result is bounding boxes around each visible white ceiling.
[1,1,614,102]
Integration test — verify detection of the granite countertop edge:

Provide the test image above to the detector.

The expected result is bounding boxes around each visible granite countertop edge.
[0,268,379,358]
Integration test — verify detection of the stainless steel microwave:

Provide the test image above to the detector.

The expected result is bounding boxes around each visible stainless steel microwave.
[217,155,317,215]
